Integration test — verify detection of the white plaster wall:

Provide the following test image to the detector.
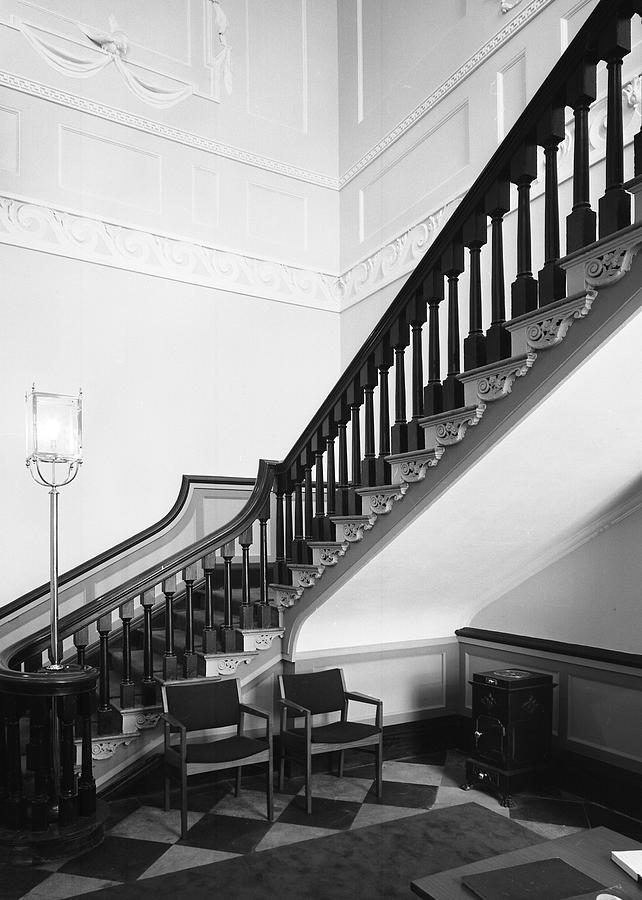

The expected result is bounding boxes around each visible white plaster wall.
[0,243,340,605]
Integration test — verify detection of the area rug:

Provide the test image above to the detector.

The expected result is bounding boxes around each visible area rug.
[88,802,542,899]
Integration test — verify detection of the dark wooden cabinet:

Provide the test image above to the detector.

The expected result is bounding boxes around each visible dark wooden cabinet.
[462,667,555,806]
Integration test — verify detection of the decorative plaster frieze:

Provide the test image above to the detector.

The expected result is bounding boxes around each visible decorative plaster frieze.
[238,628,284,652]
[420,405,486,449]
[356,483,408,516]
[585,245,640,288]
[288,564,322,588]
[460,353,537,405]
[386,447,445,483]
[501,0,524,11]
[307,541,348,567]
[561,222,642,295]
[331,516,374,543]
[269,584,304,608]
[200,652,257,677]
[91,733,138,760]
[507,291,596,354]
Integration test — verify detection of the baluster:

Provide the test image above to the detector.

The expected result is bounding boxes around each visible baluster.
[390,309,410,454]
[119,599,135,708]
[4,695,25,828]
[485,181,512,362]
[57,694,78,826]
[334,398,350,514]
[162,575,177,681]
[257,504,272,627]
[407,288,427,450]
[221,541,238,649]
[26,697,50,831]
[347,378,363,514]
[97,613,112,734]
[441,244,465,411]
[537,107,567,304]
[140,589,157,706]
[182,562,200,677]
[423,270,444,416]
[360,359,377,487]
[284,484,294,567]
[374,340,393,485]
[311,430,328,540]
[274,480,287,583]
[303,454,314,546]
[202,552,218,653]
[77,689,97,817]
[566,63,597,251]
[598,16,632,236]
[291,466,308,563]
[510,143,539,316]
[324,420,337,537]
[74,627,89,667]
[463,211,487,370]
[239,525,254,629]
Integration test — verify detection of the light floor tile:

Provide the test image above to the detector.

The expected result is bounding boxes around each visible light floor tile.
[108,804,204,843]
[211,789,290,820]
[512,819,586,840]
[350,803,425,830]
[432,788,511,817]
[381,761,444,786]
[139,843,240,879]
[254,822,338,852]
[20,872,120,899]
[298,773,373,803]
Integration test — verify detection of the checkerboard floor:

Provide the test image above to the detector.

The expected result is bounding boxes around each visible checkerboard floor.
[2,750,641,899]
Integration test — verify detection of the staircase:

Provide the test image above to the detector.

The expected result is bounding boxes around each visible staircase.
[1,0,641,860]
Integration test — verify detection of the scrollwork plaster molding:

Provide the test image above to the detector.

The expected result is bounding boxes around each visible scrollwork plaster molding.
[460,354,537,405]
[269,585,303,608]
[508,291,597,353]
[331,516,374,543]
[420,405,486,450]
[289,565,322,588]
[356,483,408,516]
[91,734,137,760]
[585,244,640,288]
[386,447,445,483]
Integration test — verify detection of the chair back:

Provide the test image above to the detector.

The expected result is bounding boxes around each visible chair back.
[163,677,241,731]
[280,668,346,715]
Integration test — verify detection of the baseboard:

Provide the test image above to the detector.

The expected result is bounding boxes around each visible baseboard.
[551,748,642,821]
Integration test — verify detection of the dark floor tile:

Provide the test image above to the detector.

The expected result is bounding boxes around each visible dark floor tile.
[363,780,438,809]
[584,803,642,841]
[184,783,232,813]
[104,796,143,832]
[179,813,272,853]
[340,763,377,782]
[0,863,51,899]
[276,775,306,797]
[400,749,448,766]
[57,834,167,882]
[278,795,361,830]
[509,796,589,828]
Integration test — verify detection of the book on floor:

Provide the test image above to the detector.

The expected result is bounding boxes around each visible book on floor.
[611,850,642,881]
[461,857,605,900]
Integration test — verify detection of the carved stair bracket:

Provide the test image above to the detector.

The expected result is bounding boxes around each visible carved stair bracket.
[89,732,139,761]
[420,404,487,450]
[561,222,642,295]
[386,446,445,483]
[508,290,596,354]
[356,483,409,516]
[307,541,349,567]
[199,650,258,678]
[459,353,537,406]
[238,628,284,652]
[331,515,375,543]
[288,564,322,588]
[269,584,304,608]
[113,702,163,734]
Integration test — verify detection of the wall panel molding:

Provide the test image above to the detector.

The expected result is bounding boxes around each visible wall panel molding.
[0,104,20,173]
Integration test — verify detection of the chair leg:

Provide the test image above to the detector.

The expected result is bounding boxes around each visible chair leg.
[338,749,344,778]
[376,740,383,798]
[267,759,274,821]
[305,747,312,814]
[180,768,188,839]
[235,766,242,797]
[279,748,286,790]
[164,763,171,812]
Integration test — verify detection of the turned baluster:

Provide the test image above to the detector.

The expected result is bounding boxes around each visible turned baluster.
[220,541,238,649]
[334,398,350,514]
[182,562,200,677]
[325,424,337,536]
[4,695,25,828]
[485,181,512,362]
[202,551,218,653]
[239,525,254,629]
[390,310,410,455]
[407,287,427,450]
[374,340,393,485]
[441,244,465,411]
[162,575,177,680]
[284,484,294,567]
[360,359,378,487]
[119,599,135,708]
[463,211,487,370]
[140,589,156,706]
[26,697,50,831]
[423,270,445,416]
[566,63,597,251]
[510,143,539,316]
[96,613,112,734]
[256,504,272,627]
[74,627,89,667]
[77,689,97,817]
[274,480,287,583]
[537,107,567,304]
[311,430,327,540]
[303,454,314,548]
[348,378,363,514]
[57,694,78,826]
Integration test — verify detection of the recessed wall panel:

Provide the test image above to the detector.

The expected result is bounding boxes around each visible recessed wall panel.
[247,183,307,249]
[246,0,307,131]
[0,106,19,173]
[497,53,526,141]
[567,675,642,762]
[360,103,469,241]
[192,167,220,228]
[59,127,161,212]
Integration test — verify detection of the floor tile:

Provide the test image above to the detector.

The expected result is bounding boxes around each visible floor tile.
[380,760,444,785]
[400,749,448,766]
[431,787,512,817]
[255,822,338,851]
[0,864,51,900]
[350,803,426,829]
[103,796,142,832]
[138,843,240,879]
[363,780,438,809]
[57,834,168,882]
[278,795,362,830]
[19,871,120,899]
[109,804,204,843]
[210,788,286,821]
[179,813,273,853]
[512,819,586,840]
[303,773,373,804]
[508,796,590,828]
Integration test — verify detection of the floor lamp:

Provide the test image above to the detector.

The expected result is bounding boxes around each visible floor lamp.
[26,386,83,669]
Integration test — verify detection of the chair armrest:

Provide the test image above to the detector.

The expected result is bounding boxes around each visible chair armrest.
[344,692,383,728]
[161,711,186,734]
[239,703,272,740]
[279,698,311,716]
[279,697,311,739]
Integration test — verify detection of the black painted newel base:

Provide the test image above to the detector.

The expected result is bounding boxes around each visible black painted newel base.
[0,799,108,866]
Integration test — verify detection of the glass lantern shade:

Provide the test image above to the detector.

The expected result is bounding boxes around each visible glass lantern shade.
[26,390,82,464]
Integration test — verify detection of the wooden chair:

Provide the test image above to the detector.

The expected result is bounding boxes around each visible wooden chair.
[278,667,383,814]
[160,676,273,838]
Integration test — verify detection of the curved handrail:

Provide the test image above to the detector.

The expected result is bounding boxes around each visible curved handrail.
[0,459,277,678]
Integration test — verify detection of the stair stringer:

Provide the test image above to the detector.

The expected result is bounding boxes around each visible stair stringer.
[279,237,642,660]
